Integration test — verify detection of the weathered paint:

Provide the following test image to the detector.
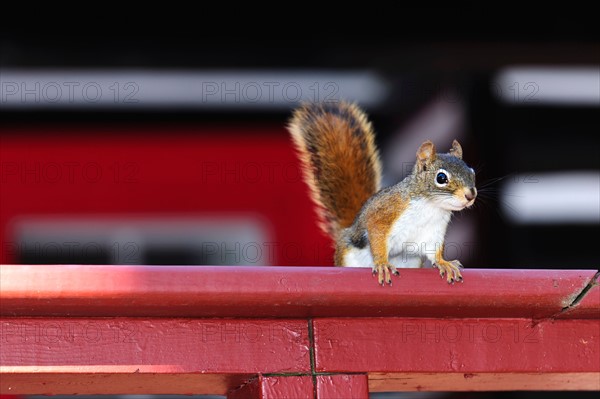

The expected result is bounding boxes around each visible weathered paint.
[1,265,598,395]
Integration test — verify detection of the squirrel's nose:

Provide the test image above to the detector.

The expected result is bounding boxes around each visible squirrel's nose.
[465,187,477,201]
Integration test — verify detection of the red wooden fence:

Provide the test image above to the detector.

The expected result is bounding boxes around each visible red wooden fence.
[1,265,598,397]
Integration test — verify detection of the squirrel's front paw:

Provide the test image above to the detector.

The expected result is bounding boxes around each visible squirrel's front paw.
[372,263,400,286]
[434,259,463,284]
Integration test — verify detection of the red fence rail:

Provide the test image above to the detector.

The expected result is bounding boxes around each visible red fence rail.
[1,265,599,397]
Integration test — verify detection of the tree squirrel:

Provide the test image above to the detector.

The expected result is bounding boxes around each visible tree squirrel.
[288,101,477,286]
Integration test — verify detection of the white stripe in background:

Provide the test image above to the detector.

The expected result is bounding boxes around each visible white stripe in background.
[0,70,388,109]
[501,172,600,224]
[494,67,600,106]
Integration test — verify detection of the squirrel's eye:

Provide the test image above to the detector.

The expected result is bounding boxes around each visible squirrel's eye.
[435,172,449,186]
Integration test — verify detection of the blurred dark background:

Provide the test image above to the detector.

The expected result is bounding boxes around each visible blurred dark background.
[0,7,598,398]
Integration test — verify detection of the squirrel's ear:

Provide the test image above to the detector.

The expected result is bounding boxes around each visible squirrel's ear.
[416,140,436,170]
[449,139,463,159]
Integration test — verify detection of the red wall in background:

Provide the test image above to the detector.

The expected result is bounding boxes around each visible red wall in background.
[0,125,333,265]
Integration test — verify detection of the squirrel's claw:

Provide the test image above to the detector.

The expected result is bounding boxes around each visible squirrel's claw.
[372,263,399,286]
[436,259,464,284]
[451,260,464,269]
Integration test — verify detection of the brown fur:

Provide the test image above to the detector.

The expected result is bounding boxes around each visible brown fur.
[288,102,382,240]
[363,191,407,284]
[449,140,463,159]
[416,140,436,171]
[349,189,406,264]
[334,244,348,267]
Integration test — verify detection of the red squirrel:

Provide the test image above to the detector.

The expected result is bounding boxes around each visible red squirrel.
[288,101,477,285]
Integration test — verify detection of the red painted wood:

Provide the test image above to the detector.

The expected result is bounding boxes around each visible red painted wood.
[0,318,310,394]
[313,318,600,374]
[1,374,249,395]
[228,376,314,399]
[227,377,260,399]
[1,265,597,319]
[259,376,313,399]
[316,375,369,399]
[1,266,598,393]
[558,272,600,319]
[0,317,309,371]
[367,372,600,391]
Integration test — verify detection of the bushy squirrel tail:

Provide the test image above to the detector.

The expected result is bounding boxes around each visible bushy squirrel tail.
[288,101,382,240]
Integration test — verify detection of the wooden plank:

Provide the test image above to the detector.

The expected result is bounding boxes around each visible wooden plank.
[0,318,310,395]
[227,377,261,399]
[313,318,600,374]
[1,265,599,394]
[228,376,314,399]
[0,374,249,395]
[1,265,597,319]
[558,272,600,319]
[316,375,369,398]
[368,372,600,391]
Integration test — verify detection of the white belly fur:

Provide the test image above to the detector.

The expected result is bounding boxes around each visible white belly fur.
[343,198,451,268]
